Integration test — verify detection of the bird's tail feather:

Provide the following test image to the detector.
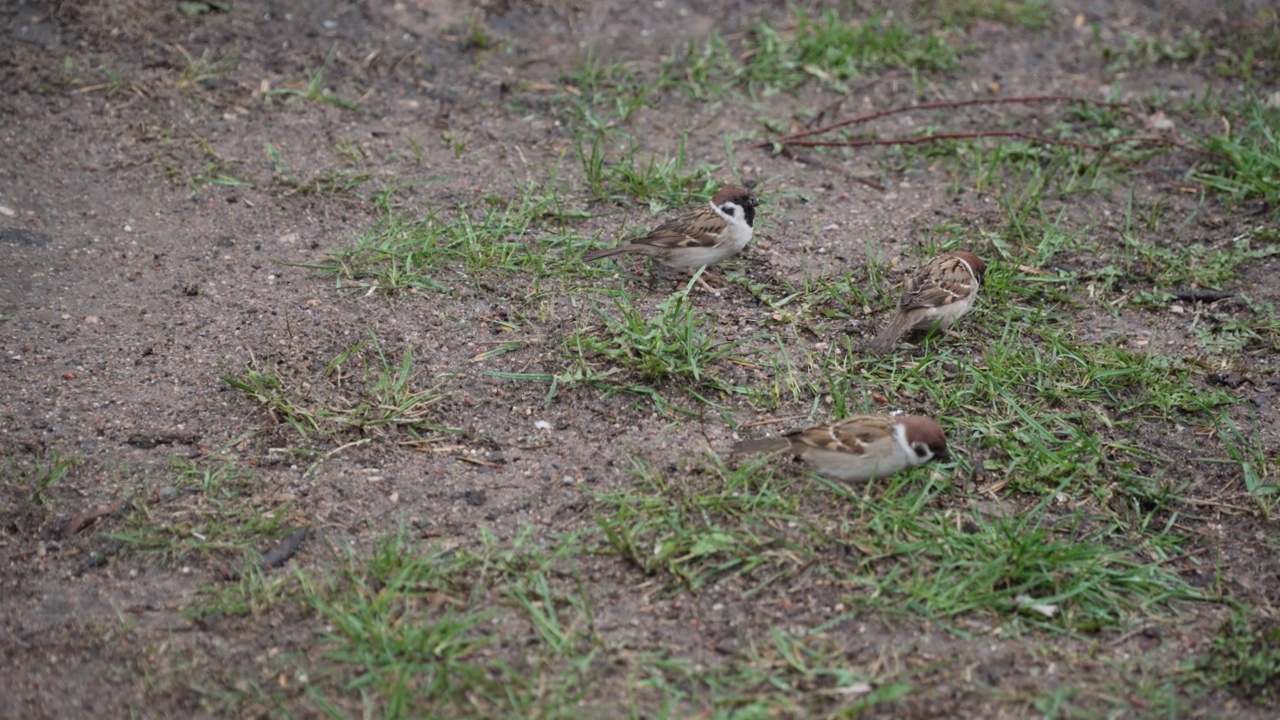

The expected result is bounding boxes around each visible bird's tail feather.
[581,245,633,263]
[866,315,909,355]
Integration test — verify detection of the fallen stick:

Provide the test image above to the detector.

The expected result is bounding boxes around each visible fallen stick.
[61,491,164,539]
[1165,289,1237,302]
[766,130,1197,189]
[221,527,310,581]
[756,95,1137,148]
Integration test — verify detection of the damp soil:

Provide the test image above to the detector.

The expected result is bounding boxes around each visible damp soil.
[2,1,1278,718]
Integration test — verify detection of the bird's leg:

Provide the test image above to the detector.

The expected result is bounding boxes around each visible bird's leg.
[692,269,724,292]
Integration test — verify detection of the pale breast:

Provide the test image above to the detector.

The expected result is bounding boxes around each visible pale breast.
[655,236,742,269]
[799,434,913,481]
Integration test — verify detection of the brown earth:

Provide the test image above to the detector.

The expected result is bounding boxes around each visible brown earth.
[2,0,1278,718]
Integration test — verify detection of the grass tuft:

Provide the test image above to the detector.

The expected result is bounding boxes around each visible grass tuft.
[1191,102,1280,206]
[742,10,961,94]
[222,333,451,444]
[567,286,754,386]
[594,456,818,592]
[263,46,359,110]
[309,181,581,294]
[576,133,720,208]
[1200,609,1280,704]
[107,456,294,565]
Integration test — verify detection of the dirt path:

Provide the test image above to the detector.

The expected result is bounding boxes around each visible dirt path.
[3,1,1278,717]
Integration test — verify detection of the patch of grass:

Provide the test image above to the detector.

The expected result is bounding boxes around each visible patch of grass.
[560,52,661,129]
[576,132,721,208]
[1184,298,1280,355]
[493,283,766,417]
[1097,26,1209,74]
[969,134,1113,203]
[594,451,1205,634]
[632,639,918,717]
[273,529,609,718]
[1207,5,1280,82]
[558,284,757,409]
[824,476,1206,631]
[659,33,739,101]
[1201,414,1279,519]
[559,10,965,132]
[301,534,503,709]
[292,167,373,195]
[594,455,819,592]
[959,330,1233,489]
[741,10,962,94]
[925,94,1280,210]
[193,561,303,618]
[263,142,296,186]
[2,449,79,509]
[187,134,251,190]
[263,142,372,196]
[565,286,757,388]
[914,0,1054,30]
[204,524,940,717]
[222,332,452,447]
[454,16,507,52]
[190,162,252,190]
[1122,230,1280,291]
[1200,609,1280,704]
[263,46,359,110]
[1191,102,1280,206]
[856,100,1166,205]
[310,181,584,294]
[440,128,471,158]
[98,65,143,96]
[330,139,366,166]
[1,450,81,534]
[107,456,293,565]
[54,55,80,87]
[172,44,240,90]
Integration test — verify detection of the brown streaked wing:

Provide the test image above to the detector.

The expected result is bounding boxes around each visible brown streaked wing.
[631,208,724,250]
[787,416,892,455]
[900,257,972,311]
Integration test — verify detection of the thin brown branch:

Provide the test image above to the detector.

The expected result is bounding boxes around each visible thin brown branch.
[61,491,165,538]
[772,130,1198,189]
[756,95,1136,148]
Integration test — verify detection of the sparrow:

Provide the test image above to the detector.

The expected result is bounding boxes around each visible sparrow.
[867,250,986,355]
[730,414,949,483]
[581,184,759,281]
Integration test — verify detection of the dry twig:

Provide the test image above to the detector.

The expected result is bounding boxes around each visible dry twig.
[755,94,1226,191]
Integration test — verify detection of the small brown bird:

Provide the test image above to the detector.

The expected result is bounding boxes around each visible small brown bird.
[867,250,986,355]
[731,414,949,483]
[581,184,759,276]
